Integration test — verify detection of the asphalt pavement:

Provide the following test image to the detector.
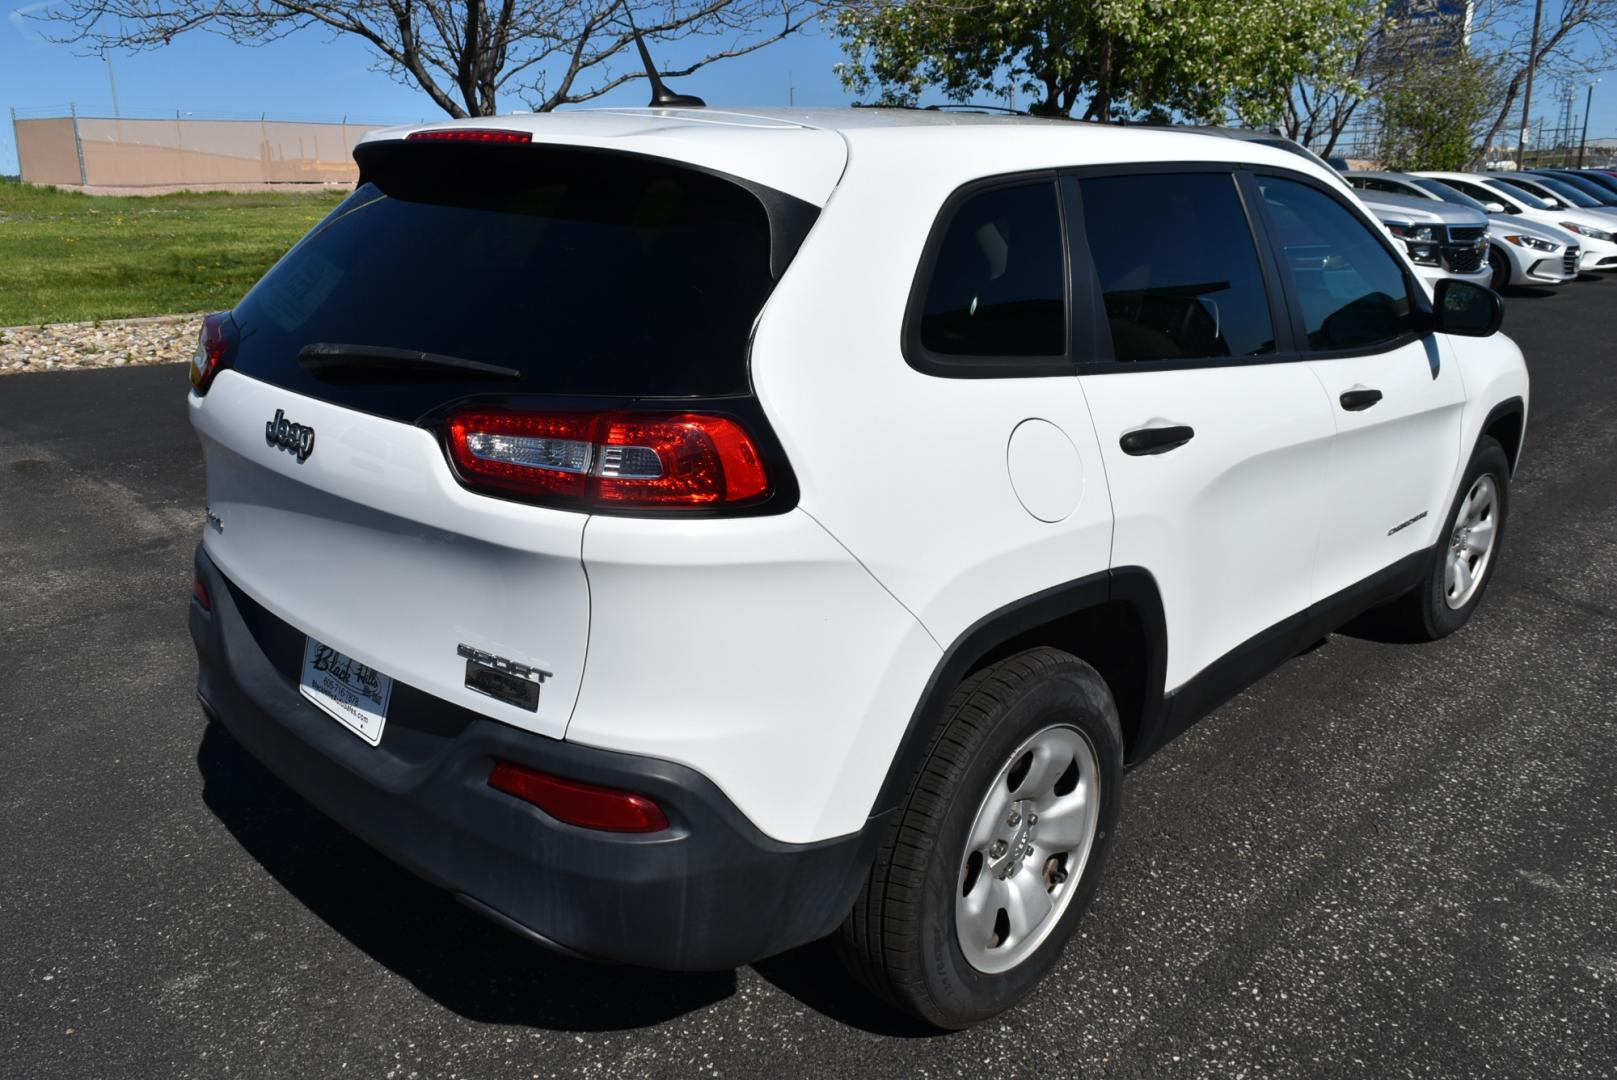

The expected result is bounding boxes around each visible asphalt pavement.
[3,278,1616,1079]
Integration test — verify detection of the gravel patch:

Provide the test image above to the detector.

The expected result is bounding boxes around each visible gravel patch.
[0,313,202,376]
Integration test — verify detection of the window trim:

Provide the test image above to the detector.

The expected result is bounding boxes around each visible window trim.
[1241,167,1432,362]
[1063,160,1300,375]
[901,170,1076,379]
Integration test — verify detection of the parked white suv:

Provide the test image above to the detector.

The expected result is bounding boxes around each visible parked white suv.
[187,108,1529,1029]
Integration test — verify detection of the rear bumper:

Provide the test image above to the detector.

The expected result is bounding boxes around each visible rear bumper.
[189,545,878,970]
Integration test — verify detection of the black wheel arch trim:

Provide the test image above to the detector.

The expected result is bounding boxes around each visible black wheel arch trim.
[870,544,1445,817]
[1477,395,1527,474]
[868,567,1169,818]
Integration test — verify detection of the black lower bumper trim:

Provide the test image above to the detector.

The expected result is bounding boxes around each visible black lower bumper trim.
[188,544,880,970]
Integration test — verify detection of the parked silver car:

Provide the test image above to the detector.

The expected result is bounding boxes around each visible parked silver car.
[1347,171,1580,289]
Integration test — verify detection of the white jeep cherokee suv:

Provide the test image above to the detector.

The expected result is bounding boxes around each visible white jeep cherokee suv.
[187,108,1529,1029]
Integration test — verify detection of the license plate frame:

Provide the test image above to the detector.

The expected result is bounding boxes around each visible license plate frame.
[299,637,394,746]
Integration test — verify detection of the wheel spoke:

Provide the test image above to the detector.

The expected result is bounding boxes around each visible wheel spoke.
[1465,518,1494,554]
[1445,552,1461,596]
[1033,790,1092,849]
[960,870,1000,928]
[1003,873,1054,943]
[1453,556,1474,599]
[1012,743,1066,799]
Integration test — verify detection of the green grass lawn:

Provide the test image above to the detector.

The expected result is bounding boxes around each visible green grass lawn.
[0,180,346,326]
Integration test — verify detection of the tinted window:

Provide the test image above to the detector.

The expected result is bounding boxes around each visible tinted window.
[229,143,790,419]
[1546,173,1617,204]
[1079,172,1275,362]
[1529,175,1601,208]
[1258,176,1415,352]
[1412,178,1491,213]
[1488,179,1553,210]
[918,181,1065,358]
[1443,178,1521,213]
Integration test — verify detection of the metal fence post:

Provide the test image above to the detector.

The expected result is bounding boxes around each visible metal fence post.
[70,102,87,186]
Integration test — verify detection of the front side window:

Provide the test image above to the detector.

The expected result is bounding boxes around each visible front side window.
[1078,172,1276,362]
[1257,176,1416,352]
[918,180,1066,358]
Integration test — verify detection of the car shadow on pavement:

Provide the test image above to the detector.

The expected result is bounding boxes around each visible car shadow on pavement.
[750,941,941,1038]
[195,720,737,1032]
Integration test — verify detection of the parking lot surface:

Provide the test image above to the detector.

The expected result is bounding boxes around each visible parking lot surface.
[3,279,1615,1079]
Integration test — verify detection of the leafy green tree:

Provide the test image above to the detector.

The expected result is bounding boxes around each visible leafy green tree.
[836,0,1374,125]
[1376,52,1499,170]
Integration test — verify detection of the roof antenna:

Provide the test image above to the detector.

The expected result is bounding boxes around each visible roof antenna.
[621,2,706,108]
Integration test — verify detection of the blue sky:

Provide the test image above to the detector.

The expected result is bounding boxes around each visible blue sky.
[4,6,1616,175]
[0,11,857,174]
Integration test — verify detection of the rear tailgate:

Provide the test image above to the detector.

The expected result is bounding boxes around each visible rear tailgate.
[188,134,832,739]
[192,372,588,738]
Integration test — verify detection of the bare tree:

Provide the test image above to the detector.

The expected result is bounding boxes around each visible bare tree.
[1470,0,1617,165]
[35,0,831,118]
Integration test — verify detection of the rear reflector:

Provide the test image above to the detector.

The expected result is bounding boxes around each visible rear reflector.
[406,129,532,144]
[189,311,237,395]
[192,572,211,611]
[488,761,669,832]
[444,408,769,510]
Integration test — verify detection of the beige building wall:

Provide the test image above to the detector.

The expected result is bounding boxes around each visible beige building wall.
[17,116,385,187]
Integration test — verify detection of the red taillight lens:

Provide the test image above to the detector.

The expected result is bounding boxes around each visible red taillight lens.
[488,761,668,833]
[192,572,211,610]
[406,129,532,144]
[189,311,236,395]
[444,408,771,510]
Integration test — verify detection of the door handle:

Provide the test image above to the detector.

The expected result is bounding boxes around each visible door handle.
[1120,425,1195,456]
[1339,388,1384,411]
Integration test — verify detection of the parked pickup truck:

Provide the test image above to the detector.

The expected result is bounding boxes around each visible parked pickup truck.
[1351,190,1492,289]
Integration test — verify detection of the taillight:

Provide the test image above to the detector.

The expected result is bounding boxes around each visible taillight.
[488,761,668,833]
[444,408,770,511]
[406,129,531,144]
[189,311,236,395]
[192,572,211,610]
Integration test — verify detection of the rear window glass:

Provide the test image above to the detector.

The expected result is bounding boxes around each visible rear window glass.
[917,180,1066,358]
[230,144,786,414]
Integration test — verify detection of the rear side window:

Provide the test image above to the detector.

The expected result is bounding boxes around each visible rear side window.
[1257,176,1415,352]
[1078,172,1276,362]
[229,143,796,419]
[916,181,1066,359]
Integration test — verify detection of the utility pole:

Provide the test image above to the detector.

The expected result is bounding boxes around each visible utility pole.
[1578,80,1599,168]
[1517,0,1544,168]
[105,58,121,119]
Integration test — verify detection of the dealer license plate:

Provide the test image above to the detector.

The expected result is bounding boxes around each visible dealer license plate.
[299,637,394,746]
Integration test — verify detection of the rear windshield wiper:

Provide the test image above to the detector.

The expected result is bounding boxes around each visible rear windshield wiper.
[298,343,521,381]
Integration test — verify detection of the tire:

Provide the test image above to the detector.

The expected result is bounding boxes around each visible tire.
[1489,247,1510,292]
[1394,436,1511,641]
[838,647,1123,1029]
